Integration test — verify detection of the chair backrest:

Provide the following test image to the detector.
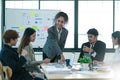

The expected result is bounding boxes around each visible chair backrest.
[3,66,12,80]
[0,61,4,80]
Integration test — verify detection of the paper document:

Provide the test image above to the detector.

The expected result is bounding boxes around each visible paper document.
[42,64,72,74]
[44,67,72,74]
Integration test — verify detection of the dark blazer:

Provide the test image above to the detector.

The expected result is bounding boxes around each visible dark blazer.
[0,44,33,80]
[43,25,68,60]
[78,40,106,62]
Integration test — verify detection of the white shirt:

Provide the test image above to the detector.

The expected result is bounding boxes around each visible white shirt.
[90,44,96,57]
[111,47,120,80]
[57,27,62,41]
[112,47,120,63]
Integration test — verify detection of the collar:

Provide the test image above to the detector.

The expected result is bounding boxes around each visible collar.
[117,47,120,51]
[4,44,12,48]
[56,26,62,33]
[3,44,17,53]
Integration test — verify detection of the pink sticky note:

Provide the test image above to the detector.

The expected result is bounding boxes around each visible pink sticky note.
[44,26,49,31]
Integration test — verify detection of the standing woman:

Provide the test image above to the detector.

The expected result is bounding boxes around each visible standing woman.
[18,28,48,80]
[43,12,69,63]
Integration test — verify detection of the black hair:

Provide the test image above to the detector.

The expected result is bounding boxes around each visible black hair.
[53,12,68,24]
[23,28,36,37]
[112,31,120,45]
[18,27,36,54]
[87,28,99,36]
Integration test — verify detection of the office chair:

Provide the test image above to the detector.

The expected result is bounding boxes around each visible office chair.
[0,61,4,80]
[3,66,12,80]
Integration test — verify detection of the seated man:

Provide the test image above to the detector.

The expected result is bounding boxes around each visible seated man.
[78,28,106,62]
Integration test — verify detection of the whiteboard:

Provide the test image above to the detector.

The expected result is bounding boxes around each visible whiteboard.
[5,9,59,48]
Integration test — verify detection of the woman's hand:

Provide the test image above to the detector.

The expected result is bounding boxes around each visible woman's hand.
[21,49,28,56]
[29,72,36,78]
[43,58,51,64]
[61,54,65,62]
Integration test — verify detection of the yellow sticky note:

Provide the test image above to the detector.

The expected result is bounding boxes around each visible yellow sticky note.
[19,25,25,30]
[30,12,36,17]
[32,26,38,31]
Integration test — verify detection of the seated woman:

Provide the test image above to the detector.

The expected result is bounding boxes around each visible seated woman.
[0,30,35,80]
[111,31,120,66]
[108,31,120,80]
[18,28,49,79]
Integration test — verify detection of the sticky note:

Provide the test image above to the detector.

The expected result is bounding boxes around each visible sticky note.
[19,25,25,30]
[30,12,36,17]
[32,26,38,30]
[43,26,49,31]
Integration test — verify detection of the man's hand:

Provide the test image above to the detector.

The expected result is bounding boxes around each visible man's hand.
[83,46,93,53]
[43,58,51,64]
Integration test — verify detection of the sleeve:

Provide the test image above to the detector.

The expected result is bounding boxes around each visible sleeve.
[23,47,42,67]
[60,30,68,51]
[2,51,26,73]
[48,28,62,56]
[27,61,42,66]
[93,42,106,61]
[78,44,84,62]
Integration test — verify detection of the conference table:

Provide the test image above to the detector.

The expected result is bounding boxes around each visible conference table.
[41,63,114,80]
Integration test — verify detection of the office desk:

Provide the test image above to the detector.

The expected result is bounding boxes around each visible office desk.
[41,63,113,80]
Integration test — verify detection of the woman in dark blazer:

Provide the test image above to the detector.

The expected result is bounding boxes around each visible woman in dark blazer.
[0,30,42,80]
[43,12,69,63]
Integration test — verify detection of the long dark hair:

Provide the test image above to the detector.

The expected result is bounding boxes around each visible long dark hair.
[18,27,36,54]
[112,31,120,45]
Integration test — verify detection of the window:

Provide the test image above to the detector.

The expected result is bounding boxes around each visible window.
[6,1,38,9]
[115,1,120,31]
[4,0,117,50]
[78,1,113,48]
[40,1,74,48]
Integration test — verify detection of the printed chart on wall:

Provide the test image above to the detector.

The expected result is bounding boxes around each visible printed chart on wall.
[5,9,59,48]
